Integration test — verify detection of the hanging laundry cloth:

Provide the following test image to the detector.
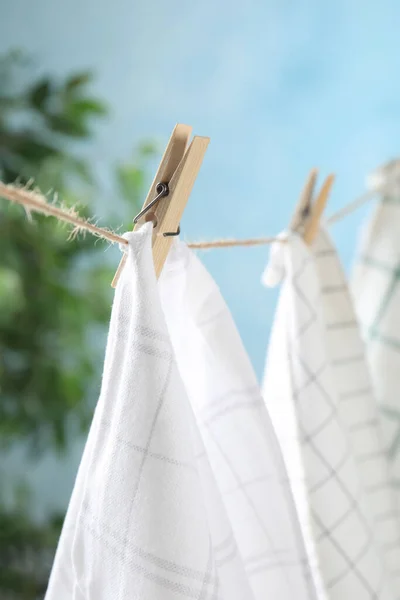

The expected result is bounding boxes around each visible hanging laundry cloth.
[45,223,315,600]
[158,239,317,600]
[262,229,400,600]
[352,162,400,509]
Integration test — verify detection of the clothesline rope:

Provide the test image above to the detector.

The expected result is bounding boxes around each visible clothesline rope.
[0,182,127,246]
[326,189,376,225]
[0,180,377,249]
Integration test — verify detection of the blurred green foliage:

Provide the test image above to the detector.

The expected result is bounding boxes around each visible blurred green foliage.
[0,485,62,600]
[0,50,155,598]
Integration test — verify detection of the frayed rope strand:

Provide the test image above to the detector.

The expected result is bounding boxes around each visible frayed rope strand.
[0,182,129,246]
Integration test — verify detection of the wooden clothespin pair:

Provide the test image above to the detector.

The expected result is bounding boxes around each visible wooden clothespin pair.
[289,169,335,244]
[112,124,209,287]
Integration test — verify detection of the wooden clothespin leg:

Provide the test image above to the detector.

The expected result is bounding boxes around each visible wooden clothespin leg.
[289,168,319,232]
[112,124,209,287]
[151,135,209,277]
[288,169,335,244]
[303,174,335,245]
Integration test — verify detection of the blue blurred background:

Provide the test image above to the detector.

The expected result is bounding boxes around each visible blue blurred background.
[3,0,400,374]
[1,0,400,592]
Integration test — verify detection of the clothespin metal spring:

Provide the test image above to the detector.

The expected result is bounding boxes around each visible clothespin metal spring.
[133,182,180,237]
[133,182,169,224]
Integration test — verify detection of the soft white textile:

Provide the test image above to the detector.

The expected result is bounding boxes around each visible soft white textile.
[262,229,400,600]
[352,193,400,513]
[45,224,315,600]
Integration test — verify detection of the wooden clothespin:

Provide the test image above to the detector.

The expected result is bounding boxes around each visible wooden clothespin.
[289,168,319,232]
[303,174,335,245]
[289,169,335,245]
[112,124,209,287]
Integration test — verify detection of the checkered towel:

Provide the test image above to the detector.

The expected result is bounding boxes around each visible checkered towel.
[351,181,400,545]
[262,229,400,600]
[45,224,315,600]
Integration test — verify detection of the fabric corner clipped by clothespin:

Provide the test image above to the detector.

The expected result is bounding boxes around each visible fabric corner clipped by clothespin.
[111,124,209,287]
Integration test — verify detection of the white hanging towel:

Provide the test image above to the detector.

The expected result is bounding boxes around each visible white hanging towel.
[45,224,315,600]
[352,164,400,509]
[262,229,400,600]
[159,240,316,600]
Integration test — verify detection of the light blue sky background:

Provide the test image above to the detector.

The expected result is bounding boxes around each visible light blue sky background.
[2,0,400,515]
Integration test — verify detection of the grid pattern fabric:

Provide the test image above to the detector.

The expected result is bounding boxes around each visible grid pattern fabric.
[352,197,400,500]
[159,240,316,600]
[262,229,400,600]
